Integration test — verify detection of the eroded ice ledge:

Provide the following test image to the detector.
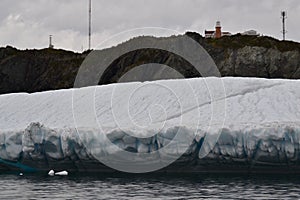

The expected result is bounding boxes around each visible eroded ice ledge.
[1,77,300,172]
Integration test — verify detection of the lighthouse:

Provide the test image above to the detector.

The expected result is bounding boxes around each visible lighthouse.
[204,21,231,38]
[215,21,221,38]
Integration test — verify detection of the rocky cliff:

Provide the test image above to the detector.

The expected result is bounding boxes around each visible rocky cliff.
[187,32,300,79]
[0,32,299,94]
[0,47,87,94]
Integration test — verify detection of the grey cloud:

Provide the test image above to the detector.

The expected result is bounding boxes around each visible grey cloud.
[0,0,299,52]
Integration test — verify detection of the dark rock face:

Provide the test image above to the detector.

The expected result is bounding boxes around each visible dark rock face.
[186,32,300,79]
[0,32,300,95]
[99,48,201,85]
[0,47,86,94]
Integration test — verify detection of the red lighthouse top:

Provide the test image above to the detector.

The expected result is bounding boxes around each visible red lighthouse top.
[204,21,231,38]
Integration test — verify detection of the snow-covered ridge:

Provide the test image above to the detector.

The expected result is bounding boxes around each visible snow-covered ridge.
[1,77,300,173]
[1,77,300,131]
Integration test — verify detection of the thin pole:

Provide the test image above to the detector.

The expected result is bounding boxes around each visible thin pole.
[49,35,52,47]
[88,0,92,50]
[281,11,287,40]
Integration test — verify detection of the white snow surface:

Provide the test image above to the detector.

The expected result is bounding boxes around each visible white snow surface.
[0,77,300,132]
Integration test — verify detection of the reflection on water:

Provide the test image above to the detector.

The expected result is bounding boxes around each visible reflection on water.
[0,172,299,199]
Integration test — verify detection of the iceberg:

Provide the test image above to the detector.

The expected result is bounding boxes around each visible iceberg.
[1,77,300,173]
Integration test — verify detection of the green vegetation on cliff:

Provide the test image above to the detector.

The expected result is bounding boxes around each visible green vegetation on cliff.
[0,32,299,95]
[186,32,300,52]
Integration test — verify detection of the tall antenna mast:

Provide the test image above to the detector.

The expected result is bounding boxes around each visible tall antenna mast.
[88,0,92,50]
[49,35,54,49]
[281,11,287,40]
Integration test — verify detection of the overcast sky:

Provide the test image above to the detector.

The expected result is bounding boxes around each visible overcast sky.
[0,0,299,52]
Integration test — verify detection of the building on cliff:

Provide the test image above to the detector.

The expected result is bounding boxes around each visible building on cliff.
[241,30,259,36]
[205,21,231,38]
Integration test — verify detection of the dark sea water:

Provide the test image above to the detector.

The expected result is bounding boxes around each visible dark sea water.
[0,172,300,199]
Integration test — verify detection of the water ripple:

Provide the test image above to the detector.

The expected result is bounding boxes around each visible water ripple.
[0,173,300,199]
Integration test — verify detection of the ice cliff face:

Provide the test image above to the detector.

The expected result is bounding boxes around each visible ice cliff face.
[1,77,300,173]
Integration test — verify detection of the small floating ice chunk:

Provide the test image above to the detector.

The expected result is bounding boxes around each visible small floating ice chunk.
[48,170,55,176]
[55,170,68,176]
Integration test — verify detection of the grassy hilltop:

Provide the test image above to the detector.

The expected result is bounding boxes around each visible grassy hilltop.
[0,32,299,94]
